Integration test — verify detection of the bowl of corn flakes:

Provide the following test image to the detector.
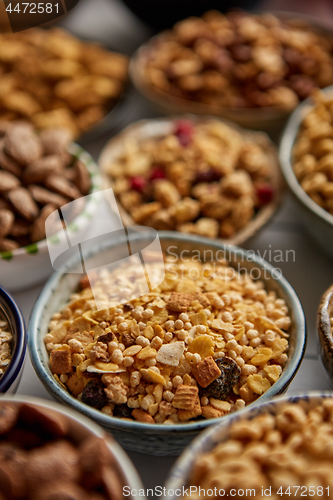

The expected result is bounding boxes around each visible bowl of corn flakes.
[99,115,282,245]
[0,287,26,394]
[280,87,333,261]
[164,392,333,499]
[28,232,306,455]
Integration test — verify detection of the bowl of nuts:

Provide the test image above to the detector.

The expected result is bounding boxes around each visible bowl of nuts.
[279,88,333,260]
[130,11,333,130]
[0,395,143,499]
[99,116,282,244]
[318,284,333,383]
[0,122,102,292]
[164,392,333,498]
[28,231,306,455]
[0,287,26,394]
[0,28,129,141]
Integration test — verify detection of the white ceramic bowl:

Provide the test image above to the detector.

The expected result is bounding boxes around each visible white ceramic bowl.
[0,144,102,292]
[164,392,333,499]
[0,395,144,495]
[29,232,306,456]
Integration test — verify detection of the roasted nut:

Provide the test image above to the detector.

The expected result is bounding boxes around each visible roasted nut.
[5,126,42,165]
[0,209,14,238]
[7,187,39,221]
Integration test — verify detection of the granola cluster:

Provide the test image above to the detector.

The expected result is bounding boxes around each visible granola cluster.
[0,312,12,380]
[0,401,124,499]
[45,256,290,425]
[0,28,128,138]
[142,11,333,110]
[293,92,333,216]
[106,118,275,239]
[0,122,92,252]
[186,399,333,498]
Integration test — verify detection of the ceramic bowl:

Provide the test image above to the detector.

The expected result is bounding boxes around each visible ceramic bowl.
[164,392,333,499]
[0,287,26,393]
[0,144,102,292]
[318,284,333,381]
[279,85,333,261]
[0,395,143,495]
[99,115,283,247]
[29,232,306,455]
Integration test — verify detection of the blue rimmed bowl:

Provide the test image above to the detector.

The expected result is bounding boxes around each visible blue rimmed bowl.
[0,287,26,393]
[164,391,333,499]
[0,143,102,292]
[28,232,306,455]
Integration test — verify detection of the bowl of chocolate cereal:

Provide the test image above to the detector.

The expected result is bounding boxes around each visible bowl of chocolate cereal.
[0,287,26,394]
[280,87,333,260]
[0,395,143,499]
[130,11,333,130]
[28,232,306,455]
[164,392,333,499]
[99,115,282,244]
[0,121,102,291]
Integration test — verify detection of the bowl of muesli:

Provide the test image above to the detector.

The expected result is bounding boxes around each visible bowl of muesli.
[99,116,282,245]
[28,232,306,455]
[164,392,333,499]
[318,284,333,382]
[0,287,26,393]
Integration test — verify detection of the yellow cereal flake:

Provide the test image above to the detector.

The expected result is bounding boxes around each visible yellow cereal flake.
[209,399,231,412]
[123,345,142,357]
[82,311,99,324]
[47,325,67,344]
[264,364,282,383]
[93,362,123,372]
[271,338,288,358]
[247,374,271,395]
[190,311,208,326]
[140,368,166,386]
[177,279,199,294]
[143,325,155,340]
[136,346,157,360]
[188,335,214,359]
[250,347,273,366]
[211,319,234,333]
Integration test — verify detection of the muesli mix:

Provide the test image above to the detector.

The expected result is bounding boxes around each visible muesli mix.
[142,11,333,110]
[0,28,128,138]
[106,118,276,239]
[186,399,333,497]
[0,122,92,252]
[0,401,124,499]
[45,255,290,425]
[0,312,12,380]
[293,92,333,216]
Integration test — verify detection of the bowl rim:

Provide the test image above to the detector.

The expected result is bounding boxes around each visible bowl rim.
[164,390,333,497]
[99,114,283,247]
[0,394,144,492]
[0,287,26,393]
[279,85,333,229]
[0,143,102,262]
[28,231,306,433]
[130,12,333,122]
[317,284,333,366]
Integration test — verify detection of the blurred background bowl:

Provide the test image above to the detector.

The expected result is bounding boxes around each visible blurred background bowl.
[0,395,144,494]
[164,391,332,499]
[0,287,26,394]
[279,86,333,261]
[318,284,333,382]
[0,144,102,292]
[29,232,306,455]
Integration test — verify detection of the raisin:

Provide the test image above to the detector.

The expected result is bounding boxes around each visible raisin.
[199,357,241,400]
[98,332,116,344]
[123,303,134,311]
[194,168,221,184]
[122,333,136,348]
[113,404,132,419]
[81,380,108,410]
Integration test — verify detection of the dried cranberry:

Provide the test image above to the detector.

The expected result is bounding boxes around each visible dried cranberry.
[113,404,132,419]
[256,183,274,205]
[81,380,108,410]
[149,167,166,181]
[174,120,194,147]
[195,169,221,184]
[130,176,146,193]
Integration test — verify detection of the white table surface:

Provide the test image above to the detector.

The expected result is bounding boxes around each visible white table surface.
[10,0,333,493]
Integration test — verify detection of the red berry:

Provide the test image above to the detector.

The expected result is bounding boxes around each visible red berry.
[174,119,194,147]
[256,183,274,205]
[150,166,165,181]
[130,176,146,192]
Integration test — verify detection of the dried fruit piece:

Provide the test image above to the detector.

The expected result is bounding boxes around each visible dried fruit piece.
[156,341,185,366]
[192,356,221,388]
[172,384,199,410]
[81,379,108,410]
[122,333,136,348]
[199,357,241,400]
[7,187,39,222]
